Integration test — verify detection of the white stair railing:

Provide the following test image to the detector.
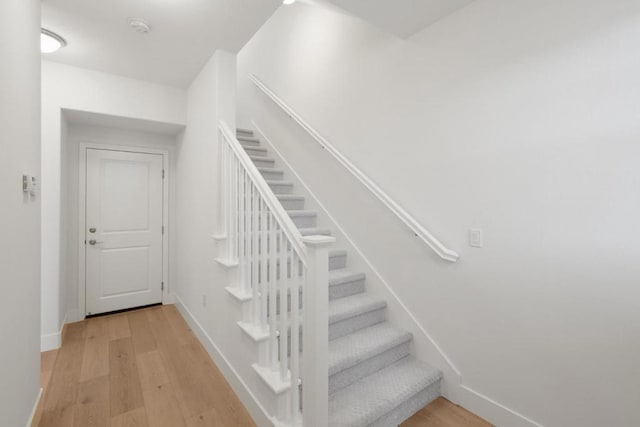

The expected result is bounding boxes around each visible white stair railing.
[217,121,334,426]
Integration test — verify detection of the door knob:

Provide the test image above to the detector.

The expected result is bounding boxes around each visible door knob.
[89,227,96,233]
[88,239,104,245]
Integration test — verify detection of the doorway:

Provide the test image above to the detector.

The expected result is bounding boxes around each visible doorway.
[80,146,168,316]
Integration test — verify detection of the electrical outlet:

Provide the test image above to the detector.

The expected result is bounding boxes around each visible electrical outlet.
[469,229,483,248]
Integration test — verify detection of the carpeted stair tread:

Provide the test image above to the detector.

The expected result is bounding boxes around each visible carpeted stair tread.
[276,194,304,201]
[236,128,254,136]
[328,357,442,427]
[249,155,275,164]
[329,293,386,324]
[258,167,284,176]
[286,210,317,217]
[329,322,411,376]
[329,269,365,287]
[244,145,268,153]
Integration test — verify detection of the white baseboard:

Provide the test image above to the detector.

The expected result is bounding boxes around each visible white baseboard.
[40,331,61,352]
[173,295,274,427]
[26,387,43,427]
[40,308,83,351]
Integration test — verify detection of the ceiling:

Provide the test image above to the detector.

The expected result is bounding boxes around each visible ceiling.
[41,0,280,88]
[63,109,185,135]
[324,0,475,38]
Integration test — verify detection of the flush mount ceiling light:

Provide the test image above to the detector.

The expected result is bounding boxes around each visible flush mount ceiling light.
[128,18,151,34]
[283,0,296,4]
[41,29,66,53]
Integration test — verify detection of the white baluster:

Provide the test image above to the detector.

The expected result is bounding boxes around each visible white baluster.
[238,166,245,290]
[252,184,260,326]
[290,251,301,421]
[269,215,278,371]
[260,199,268,332]
[245,176,251,300]
[279,230,289,383]
[231,152,237,261]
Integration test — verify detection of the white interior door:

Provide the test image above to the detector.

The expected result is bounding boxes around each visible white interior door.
[85,148,164,315]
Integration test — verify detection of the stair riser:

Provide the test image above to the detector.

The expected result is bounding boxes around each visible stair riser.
[252,158,275,168]
[268,183,293,194]
[278,198,304,210]
[240,139,260,147]
[289,214,317,228]
[329,253,346,270]
[330,308,386,340]
[329,278,365,300]
[245,147,268,157]
[260,170,283,180]
[329,341,411,395]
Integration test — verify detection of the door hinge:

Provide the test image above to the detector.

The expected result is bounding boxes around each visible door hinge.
[162,225,165,235]
[162,169,165,179]
[161,281,164,291]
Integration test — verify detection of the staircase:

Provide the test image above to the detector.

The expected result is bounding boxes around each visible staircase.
[230,126,443,426]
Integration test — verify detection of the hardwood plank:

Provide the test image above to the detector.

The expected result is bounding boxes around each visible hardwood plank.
[108,314,131,341]
[74,375,110,427]
[38,322,86,427]
[402,397,493,427]
[109,337,145,417]
[110,408,149,427]
[40,349,59,390]
[80,317,110,381]
[145,307,210,419]
[140,382,187,427]
[136,350,169,389]
[128,309,157,354]
[41,349,59,373]
[161,305,190,346]
[186,408,223,427]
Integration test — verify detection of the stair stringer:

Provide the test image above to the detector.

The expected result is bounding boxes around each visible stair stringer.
[251,120,464,402]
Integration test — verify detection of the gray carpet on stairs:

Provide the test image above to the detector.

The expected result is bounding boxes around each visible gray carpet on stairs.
[238,129,442,426]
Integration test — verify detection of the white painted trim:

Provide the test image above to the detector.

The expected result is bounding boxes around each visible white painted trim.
[225,286,253,302]
[252,363,291,395]
[249,73,459,263]
[40,331,61,352]
[41,308,70,351]
[78,143,170,317]
[174,296,274,427]
[253,121,542,427]
[26,388,43,427]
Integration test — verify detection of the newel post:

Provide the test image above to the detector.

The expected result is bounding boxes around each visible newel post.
[301,235,335,427]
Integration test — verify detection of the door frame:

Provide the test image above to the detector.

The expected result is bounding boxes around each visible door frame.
[78,142,170,318]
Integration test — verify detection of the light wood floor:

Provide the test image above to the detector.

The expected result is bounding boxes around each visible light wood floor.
[33,304,491,427]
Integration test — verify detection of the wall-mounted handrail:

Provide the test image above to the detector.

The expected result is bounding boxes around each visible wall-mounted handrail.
[248,74,459,262]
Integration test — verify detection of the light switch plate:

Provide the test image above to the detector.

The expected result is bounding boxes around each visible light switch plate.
[469,228,483,248]
[23,174,37,196]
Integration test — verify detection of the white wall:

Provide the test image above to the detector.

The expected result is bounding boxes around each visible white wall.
[0,0,42,425]
[41,61,187,349]
[173,50,276,425]
[237,1,640,426]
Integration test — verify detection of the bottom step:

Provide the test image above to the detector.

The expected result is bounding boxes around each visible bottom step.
[328,356,442,427]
